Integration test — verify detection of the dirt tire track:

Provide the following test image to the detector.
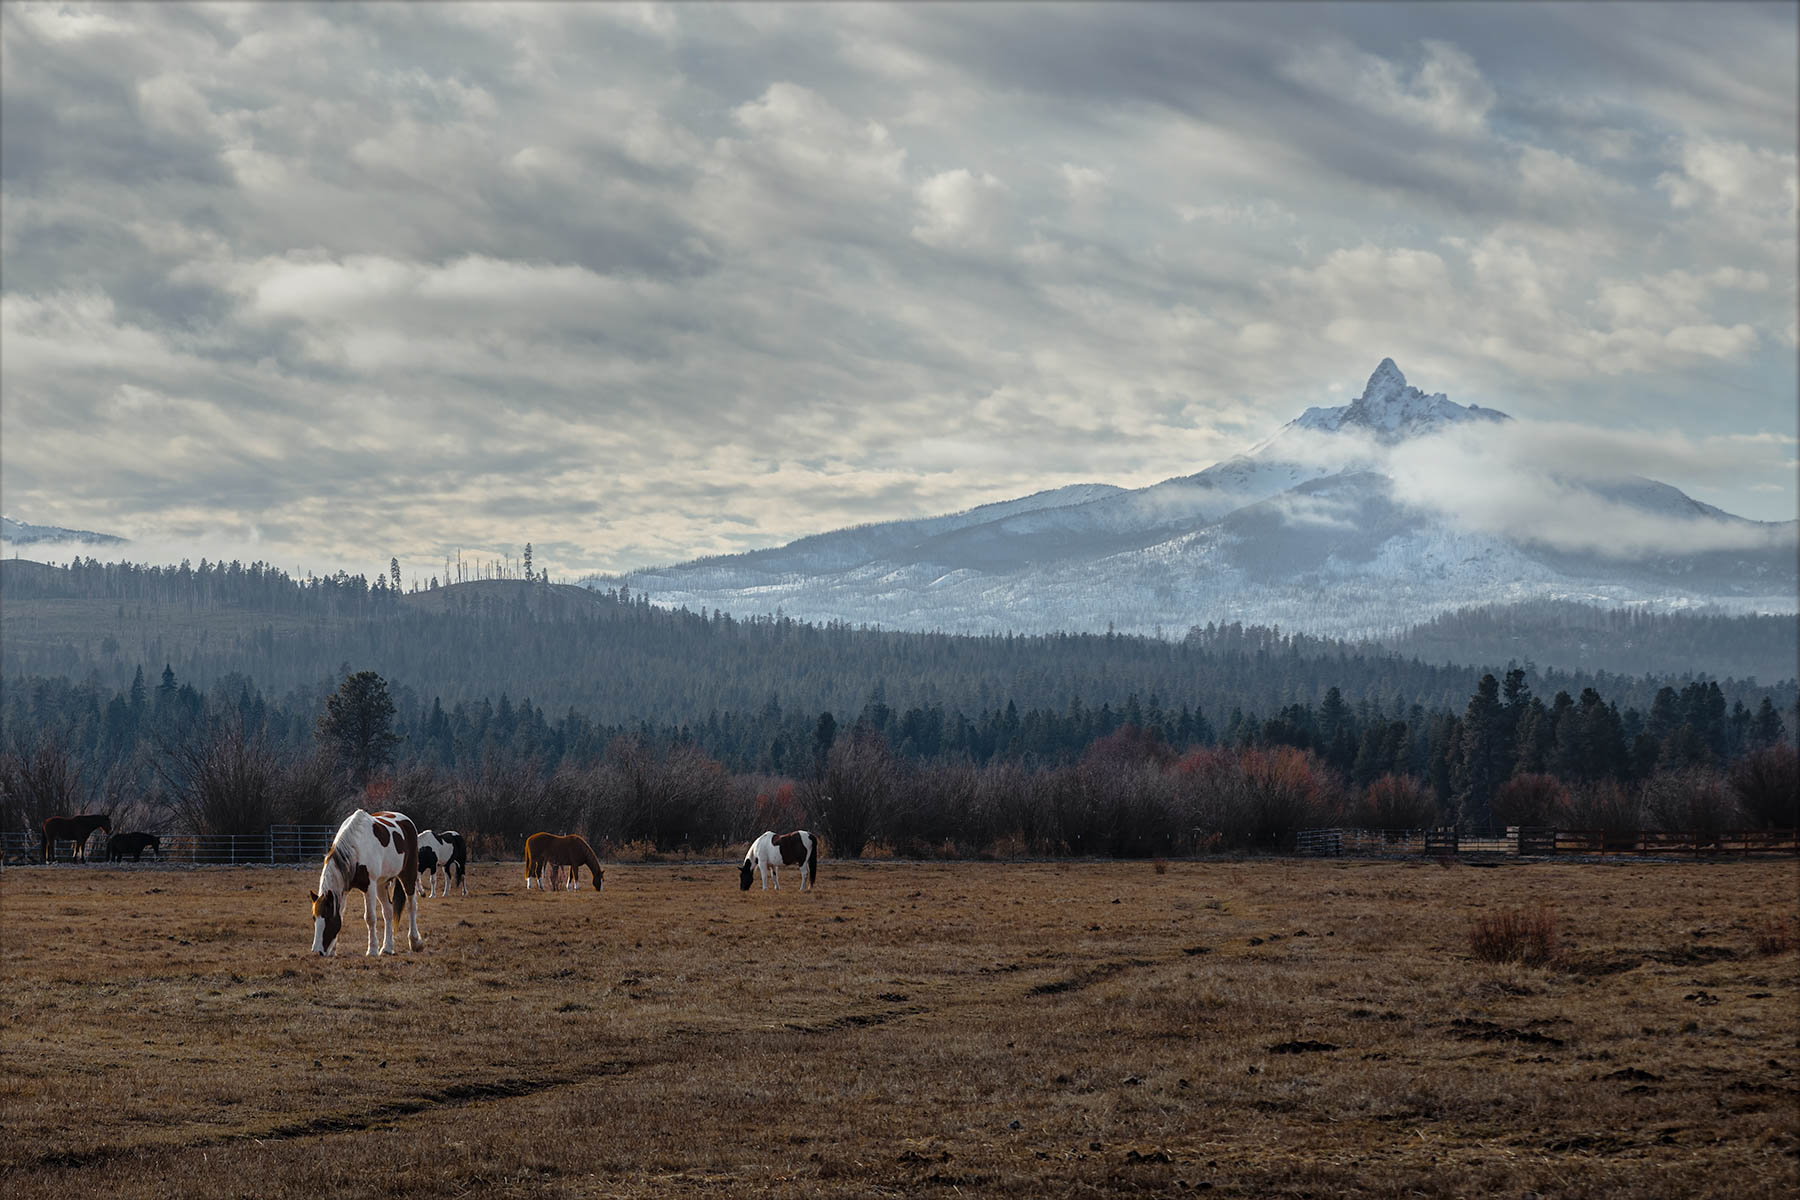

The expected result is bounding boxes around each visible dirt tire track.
[27,1065,630,1170]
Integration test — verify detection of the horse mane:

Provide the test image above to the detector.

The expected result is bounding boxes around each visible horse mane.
[322,843,353,892]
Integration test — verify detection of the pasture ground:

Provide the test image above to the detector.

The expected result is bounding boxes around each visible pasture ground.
[1,857,1795,1197]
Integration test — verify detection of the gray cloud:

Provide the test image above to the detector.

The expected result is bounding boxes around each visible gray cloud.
[1,1,1793,587]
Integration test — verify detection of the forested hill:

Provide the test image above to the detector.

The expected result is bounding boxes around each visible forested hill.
[1,558,1790,731]
[1382,601,1798,684]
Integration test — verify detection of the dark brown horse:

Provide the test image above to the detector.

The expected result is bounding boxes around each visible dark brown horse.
[107,831,161,862]
[42,813,112,863]
[524,832,604,892]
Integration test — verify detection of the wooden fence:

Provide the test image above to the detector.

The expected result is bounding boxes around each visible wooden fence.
[1295,825,1800,859]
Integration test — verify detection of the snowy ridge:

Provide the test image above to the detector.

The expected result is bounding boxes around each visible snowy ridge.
[1,515,127,546]
[599,359,1797,637]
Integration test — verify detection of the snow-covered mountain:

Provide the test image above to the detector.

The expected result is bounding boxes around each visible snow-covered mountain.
[1,515,126,546]
[599,360,1798,638]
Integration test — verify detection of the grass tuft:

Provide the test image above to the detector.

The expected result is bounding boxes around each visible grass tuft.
[1750,914,1796,956]
[1469,903,1559,966]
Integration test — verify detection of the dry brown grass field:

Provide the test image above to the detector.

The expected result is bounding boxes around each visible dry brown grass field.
[2,856,1795,1198]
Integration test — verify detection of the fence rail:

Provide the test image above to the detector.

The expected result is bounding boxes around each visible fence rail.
[3,825,335,867]
[1295,825,1800,859]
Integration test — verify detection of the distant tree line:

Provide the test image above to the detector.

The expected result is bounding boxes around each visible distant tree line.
[4,660,1792,860]
[4,561,1791,741]
[1385,600,1798,683]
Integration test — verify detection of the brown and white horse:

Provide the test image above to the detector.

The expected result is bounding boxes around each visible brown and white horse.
[41,813,111,863]
[740,830,820,891]
[523,832,604,893]
[310,809,424,956]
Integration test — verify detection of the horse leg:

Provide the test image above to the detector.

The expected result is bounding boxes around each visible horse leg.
[363,887,381,956]
[376,883,398,956]
[400,879,422,951]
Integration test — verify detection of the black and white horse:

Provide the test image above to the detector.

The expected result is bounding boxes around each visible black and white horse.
[416,829,467,897]
[739,830,820,892]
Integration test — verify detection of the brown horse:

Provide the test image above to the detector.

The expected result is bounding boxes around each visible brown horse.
[41,813,112,863]
[524,832,604,893]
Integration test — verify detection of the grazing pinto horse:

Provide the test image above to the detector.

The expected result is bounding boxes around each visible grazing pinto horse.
[309,809,424,957]
[739,830,820,892]
[41,813,112,863]
[523,832,604,892]
[416,829,468,897]
[107,832,161,862]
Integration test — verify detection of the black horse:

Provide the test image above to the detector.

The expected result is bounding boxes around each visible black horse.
[41,813,112,863]
[107,831,162,862]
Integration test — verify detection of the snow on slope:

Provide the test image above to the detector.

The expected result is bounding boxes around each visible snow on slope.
[603,360,1797,637]
[1,515,127,546]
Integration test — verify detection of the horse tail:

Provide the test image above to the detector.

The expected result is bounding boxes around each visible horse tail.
[807,831,820,889]
[391,876,408,922]
[523,834,538,888]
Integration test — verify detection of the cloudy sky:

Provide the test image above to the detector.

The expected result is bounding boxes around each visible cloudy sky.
[2,1,1795,584]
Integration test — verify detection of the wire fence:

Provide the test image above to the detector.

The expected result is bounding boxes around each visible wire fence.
[3,824,336,867]
[1294,825,1800,858]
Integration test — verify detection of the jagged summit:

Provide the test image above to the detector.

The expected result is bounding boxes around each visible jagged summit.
[1289,359,1508,442]
[604,355,1794,639]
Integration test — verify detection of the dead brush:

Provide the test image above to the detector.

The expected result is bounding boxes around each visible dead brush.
[1468,903,1559,966]
[1152,857,1169,875]
[1750,913,1796,956]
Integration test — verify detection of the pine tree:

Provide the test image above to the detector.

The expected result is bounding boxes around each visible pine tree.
[1751,697,1784,748]
[1460,674,1509,825]
[316,670,401,788]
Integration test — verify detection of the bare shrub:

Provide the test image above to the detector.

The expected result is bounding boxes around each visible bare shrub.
[1469,904,1559,966]
[1728,744,1799,829]
[277,751,343,826]
[1,734,104,835]
[1493,773,1568,828]
[1354,773,1437,829]
[159,719,285,834]
[1183,746,1329,850]
[752,780,809,836]
[976,760,1057,856]
[1639,767,1740,839]
[1152,857,1169,875]
[810,725,893,858]
[602,736,731,852]
[1559,779,1639,839]
[380,763,455,830]
[453,755,564,848]
[886,760,976,856]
